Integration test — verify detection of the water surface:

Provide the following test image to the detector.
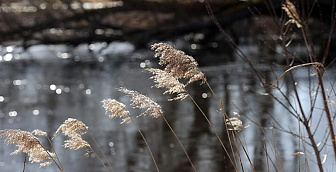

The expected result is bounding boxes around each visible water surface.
[0,43,335,172]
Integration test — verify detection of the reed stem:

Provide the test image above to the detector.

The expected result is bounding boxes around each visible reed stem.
[130,117,160,172]
[161,114,197,172]
[88,131,115,172]
[188,95,239,172]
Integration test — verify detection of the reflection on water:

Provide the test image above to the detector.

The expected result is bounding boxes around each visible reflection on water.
[0,44,335,172]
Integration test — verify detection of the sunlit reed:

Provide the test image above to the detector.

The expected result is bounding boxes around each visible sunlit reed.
[146,68,188,101]
[151,43,205,85]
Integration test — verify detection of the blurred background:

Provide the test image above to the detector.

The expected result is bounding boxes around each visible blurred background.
[0,0,335,171]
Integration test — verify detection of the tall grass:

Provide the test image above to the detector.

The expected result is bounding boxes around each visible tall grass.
[0,0,335,171]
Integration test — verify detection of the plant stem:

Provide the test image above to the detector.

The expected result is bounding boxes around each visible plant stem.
[316,68,336,160]
[205,80,255,171]
[232,132,245,172]
[130,117,160,172]
[89,146,110,172]
[22,156,26,172]
[161,114,197,172]
[205,81,239,169]
[280,22,324,171]
[188,95,239,172]
[46,136,64,171]
[88,131,114,172]
[290,72,324,172]
[37,141,64,172]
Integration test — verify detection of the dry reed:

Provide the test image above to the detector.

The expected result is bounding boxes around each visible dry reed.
[53,118,90,150]
[226,117,244,132]
[0,129,56,168]
[53,118,114,172]
[146,68,188,101]
[101,96,160,172]
[151,43,205,85]
[282,0,302,28]
[101,98,132,124]
[118,87,163,118]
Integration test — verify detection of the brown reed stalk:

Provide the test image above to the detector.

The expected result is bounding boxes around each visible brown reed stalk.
[204,0,334,171]
[280,44,324,172]
[88,131,114,172]
[23,156,26,172]
[188,95,239,172]
[232,131,245,172]
[280,2,329,171]
[294,2,336,158]
[221,100,240,171]
[271,62,324,87]
[160,114,197,172]
[206,81,254,171]
[262,138,270,172]
[129,117,160,172]
[211,81,256,171]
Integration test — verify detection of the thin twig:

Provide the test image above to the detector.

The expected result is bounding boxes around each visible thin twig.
[271,62,324,87]
[316,68,336,160]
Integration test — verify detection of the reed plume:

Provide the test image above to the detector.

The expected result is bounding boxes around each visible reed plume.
[151,43,205,85]
[146,68,188,101]
[226,117,244,132]
[53,118,90,150]
[32,129,48,137]
[101,98,132,124]
[282,0,302,28]
[102,93,161,172]
[118,87,163,118]
[116,82,195,170]
[54,118,114,171]
[0,129,55,167]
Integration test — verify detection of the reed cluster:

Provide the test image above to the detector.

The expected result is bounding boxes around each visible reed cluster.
[0,0,335,171]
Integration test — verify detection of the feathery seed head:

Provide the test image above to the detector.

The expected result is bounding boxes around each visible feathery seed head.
[32,129,48,137]
[118,87,163,118]
[146,68,188,101]
[63,136,90,150]
[101,99,132,124]
[53,118,90,150]
[40,161,53,167]
[282,0,302,28]
[0,129,54,166]
[151,43,205,85]
[226,117,243,132]
[53,118,88,138]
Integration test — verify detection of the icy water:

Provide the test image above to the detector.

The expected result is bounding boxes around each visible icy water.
[0,43,335,172]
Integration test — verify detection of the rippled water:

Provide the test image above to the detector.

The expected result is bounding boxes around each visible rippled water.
[0,43,335,172]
